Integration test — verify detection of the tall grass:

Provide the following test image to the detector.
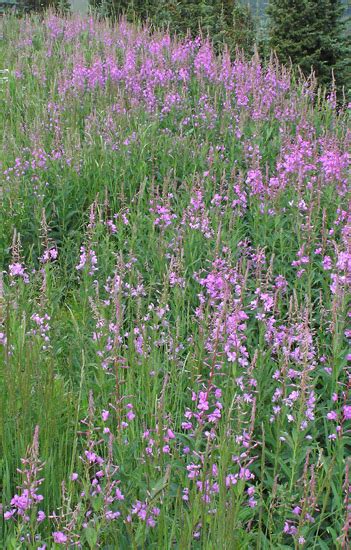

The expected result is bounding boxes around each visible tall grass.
[0,12,350,549]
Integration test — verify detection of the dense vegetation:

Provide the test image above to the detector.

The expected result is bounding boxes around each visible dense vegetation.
[3,0,349,92]
[267,0,350,94]
[89,0,256,55]
[0,12,350,549]
[87,0,350,93]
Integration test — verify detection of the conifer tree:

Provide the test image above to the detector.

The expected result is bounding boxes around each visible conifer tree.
[267,0,350,92]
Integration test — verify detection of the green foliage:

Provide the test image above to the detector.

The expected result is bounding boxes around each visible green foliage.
[267,0,351,94]
[0,12,350,549]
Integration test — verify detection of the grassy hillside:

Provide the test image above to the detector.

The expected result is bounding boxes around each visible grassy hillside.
[0,13,350,549]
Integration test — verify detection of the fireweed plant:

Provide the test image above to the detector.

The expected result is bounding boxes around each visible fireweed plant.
[0,11,350,549]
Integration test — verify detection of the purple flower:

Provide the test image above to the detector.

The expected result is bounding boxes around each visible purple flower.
[343,405,351,420]
[102,409,109,421]
[322,256,332,270]
[11,492,31,511]
[52,531,68,544]
[146,516,156,527]
[37,510,46,522]
[105,510,120,520]
[115,487,124,500]
[9,262,25,276]
[327,411,338,421]
[166,428,175,439]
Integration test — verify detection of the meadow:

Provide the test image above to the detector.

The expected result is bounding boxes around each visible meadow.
[0,12,350,549]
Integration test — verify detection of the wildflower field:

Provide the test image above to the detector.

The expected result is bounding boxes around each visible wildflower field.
[0,13,350,549]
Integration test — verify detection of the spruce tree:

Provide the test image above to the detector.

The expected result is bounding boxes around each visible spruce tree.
[267,0,350,92]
